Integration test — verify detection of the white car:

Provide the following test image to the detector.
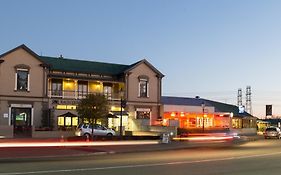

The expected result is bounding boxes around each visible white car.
[264,126,281,139]
[75,123,116,137]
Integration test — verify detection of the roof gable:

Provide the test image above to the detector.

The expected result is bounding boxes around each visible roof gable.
[0,44,43,63]
[125,59,164,78]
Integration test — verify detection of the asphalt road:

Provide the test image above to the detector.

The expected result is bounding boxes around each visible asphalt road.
[0,139,281,175]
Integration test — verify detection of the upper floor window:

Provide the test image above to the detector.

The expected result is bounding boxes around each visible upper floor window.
[78,81,88,98]
[138,75,149,98]
[14,67,30,91]
[51,79,62,96]
[17,70,29,91]
[103,86,112,100]
[103,82,112,100]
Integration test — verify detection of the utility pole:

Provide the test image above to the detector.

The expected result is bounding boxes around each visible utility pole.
[120,99,127,136]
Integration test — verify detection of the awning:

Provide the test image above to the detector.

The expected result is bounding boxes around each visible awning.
[107,113,118,118]
[110,111,129,116]
[57,112,77,117]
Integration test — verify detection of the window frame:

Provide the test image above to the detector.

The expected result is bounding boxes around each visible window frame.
[15,68,30,92]
[51,79,63,97]
[138,77,149,98]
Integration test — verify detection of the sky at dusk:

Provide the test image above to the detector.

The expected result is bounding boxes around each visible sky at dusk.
[1,0,281,117]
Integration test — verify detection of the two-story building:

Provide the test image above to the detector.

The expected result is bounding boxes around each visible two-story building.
[0,44,164,138]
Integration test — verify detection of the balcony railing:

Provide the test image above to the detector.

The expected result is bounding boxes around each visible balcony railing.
[48,90,123,101]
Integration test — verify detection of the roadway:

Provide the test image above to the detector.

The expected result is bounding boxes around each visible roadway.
[0,139,280,175]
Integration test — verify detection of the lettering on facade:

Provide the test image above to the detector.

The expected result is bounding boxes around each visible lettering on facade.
[52,99,79,105]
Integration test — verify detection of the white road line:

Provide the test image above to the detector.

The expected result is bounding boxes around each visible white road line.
[2,151,281,175]
[0,140,159,148]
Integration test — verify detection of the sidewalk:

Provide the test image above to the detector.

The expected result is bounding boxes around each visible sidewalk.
[0,135,262,162]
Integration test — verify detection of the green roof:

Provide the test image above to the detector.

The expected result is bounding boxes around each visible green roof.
[39,56,131,75]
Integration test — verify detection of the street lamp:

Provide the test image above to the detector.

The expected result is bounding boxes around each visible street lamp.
[201,102,205,133]
[119,90,126,137]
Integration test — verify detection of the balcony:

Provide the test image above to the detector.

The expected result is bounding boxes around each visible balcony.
[48,90,123,101]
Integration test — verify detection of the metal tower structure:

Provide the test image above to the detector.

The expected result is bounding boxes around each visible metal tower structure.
[245,86,252,115]
[237,88,242,107]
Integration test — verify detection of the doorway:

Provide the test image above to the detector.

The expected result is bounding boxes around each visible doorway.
[11,107,32,138]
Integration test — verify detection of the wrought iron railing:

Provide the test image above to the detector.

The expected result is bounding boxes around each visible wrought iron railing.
[48,90,123,101]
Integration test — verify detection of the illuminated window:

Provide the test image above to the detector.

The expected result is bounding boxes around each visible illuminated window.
[136,108,151,119]
[65,117,72,126]
[189,118,196,127]
[58,117,64,126]
[57,116,78,128]
[72,117,78,126]
[232,118,242,128]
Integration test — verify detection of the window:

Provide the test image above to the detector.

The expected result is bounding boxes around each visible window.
[136,108,151,119]
[16,69,29,91]
[232,118,242,129]
[57,116,78,128]
[51,79,62,96]
[58,117,64,126]
[138,76,149,98]
[103,86,112,100]
[136,111,150,119]
[78,81,88,98]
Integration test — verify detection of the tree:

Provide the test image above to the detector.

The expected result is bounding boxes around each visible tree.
[77,93,109,136]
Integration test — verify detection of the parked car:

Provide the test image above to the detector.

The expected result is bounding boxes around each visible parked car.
[264,126,281,139]
[75,123,116,137]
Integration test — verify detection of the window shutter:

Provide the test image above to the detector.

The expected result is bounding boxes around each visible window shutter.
[27,73,30,91]
[14,73,17,91]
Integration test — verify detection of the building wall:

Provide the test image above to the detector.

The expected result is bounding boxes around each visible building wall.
[0,96,46,127]
[0,99,10,126]
[127,62,161,103]
[0,48,47,138]
[0,48,45,97]
[125,62,162,131]
[0,46,164,136]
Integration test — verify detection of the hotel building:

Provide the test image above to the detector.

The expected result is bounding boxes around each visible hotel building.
[0,45,164,138]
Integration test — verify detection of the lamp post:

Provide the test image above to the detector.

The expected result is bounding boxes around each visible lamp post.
[201,102,205,133]
[120,99,123,136]
[119,90,126,137]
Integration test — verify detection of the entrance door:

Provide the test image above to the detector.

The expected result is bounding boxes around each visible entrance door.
[11,108,32,138]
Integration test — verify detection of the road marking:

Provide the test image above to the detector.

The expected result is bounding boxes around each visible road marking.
[0,140,159,148]
[2,151,281,175]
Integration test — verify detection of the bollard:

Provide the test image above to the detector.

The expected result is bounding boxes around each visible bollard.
[60,135,64,142]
